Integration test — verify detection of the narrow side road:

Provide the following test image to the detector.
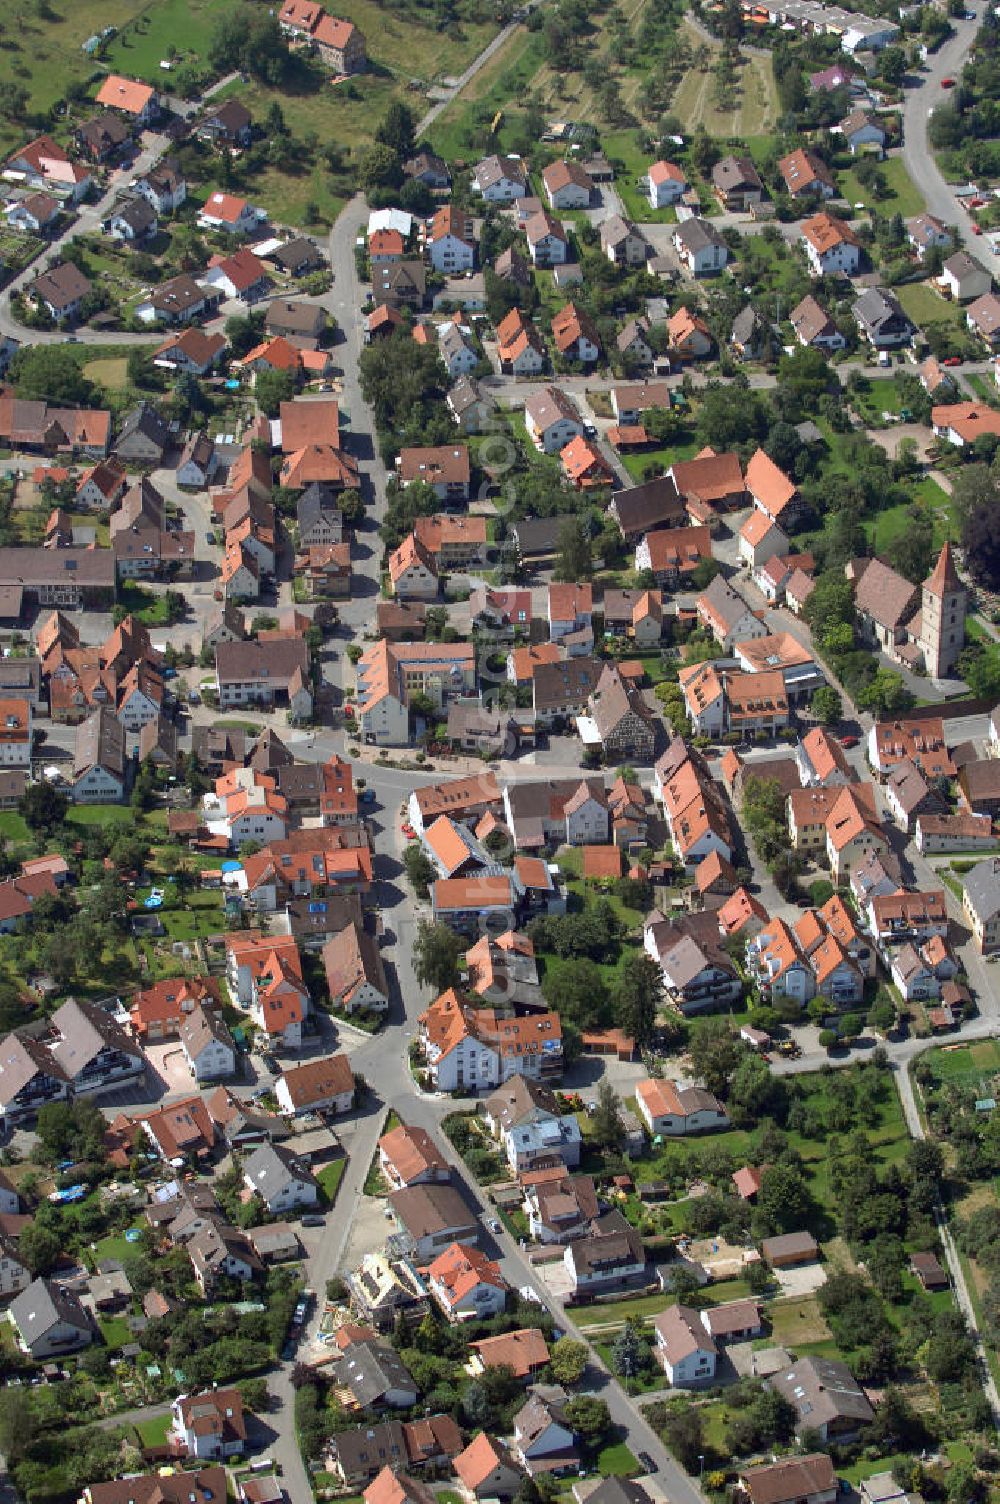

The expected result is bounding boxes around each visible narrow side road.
[895,1059,1000,1427]
[416,3,544,138]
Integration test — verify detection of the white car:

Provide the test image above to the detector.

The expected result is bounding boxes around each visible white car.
[519,1285,543,1305]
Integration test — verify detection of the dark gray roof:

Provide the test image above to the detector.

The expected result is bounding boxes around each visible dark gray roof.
[504,775,607,821]
[338,1339,418,1406]
[853,287,912,336]
[244,1141,318,1197]
[10,1277,91,1345]
[109,198,157,235]
[769,1354,874,1431]
[296,481,341,530]
[201,99,252,135]
[31,261,92,311]
[567,1210,644,1276]
[673,217,726,254]
[273,237,323,272]
[331,1419,407,1475]
[699,573,757,632]
[962,856,1000,921]
[51,996,139,1077]
[389,1183,477,1241]
[249,726,295,772]
[266,298,327,336]
[713,154,764,193]
[510,517,575,556]
[0,656,40,695]
[533,656,601,713]
[0,1034,68,1101]
[484,1076,559,1132]
[116,401,169,451]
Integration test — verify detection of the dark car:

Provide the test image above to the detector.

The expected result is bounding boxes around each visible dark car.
[638,1453,657,1474]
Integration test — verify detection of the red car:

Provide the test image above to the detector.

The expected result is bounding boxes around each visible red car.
[941,75,956,86]
[840,734,860,748]
[972,222,983,234]
[943,355,963,365]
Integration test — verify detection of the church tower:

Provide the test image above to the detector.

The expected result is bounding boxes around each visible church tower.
[919,541,966,679]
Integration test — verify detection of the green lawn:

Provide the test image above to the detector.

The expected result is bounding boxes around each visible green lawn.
[895,279,968,334]
[98,1314,133,1350]
[0,813,29,843]
[964,372,999,405]
[135,1412,173,1447]
[921,1038,1000,1082]
[573,1277,753,1327]
[90,1233,137,1270]
[596,1442,641,1477]
[116,582,178,628]
[317,1158,346,1204]
[865,475,957,553]
[65,805,136,828]
[621,435,702,482]
[839,156,926,219]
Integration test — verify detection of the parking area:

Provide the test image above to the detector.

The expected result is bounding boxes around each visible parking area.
[535,1256,575,1302]
[143,1041,198,1097]
[772,1260,829,1298]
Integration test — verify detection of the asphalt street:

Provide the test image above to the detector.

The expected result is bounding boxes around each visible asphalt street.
[902,8,1000,274]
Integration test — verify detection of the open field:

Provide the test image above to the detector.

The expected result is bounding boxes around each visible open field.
[922,1038,1000,1082]
[82,357,130,392]
[0,0,145,156]
[767,1293,833,1346]
[103,0,241,81]
[669,21,778,139]
[430,29,543,161]
[220,0,500,222]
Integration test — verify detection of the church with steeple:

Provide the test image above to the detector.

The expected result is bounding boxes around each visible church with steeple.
[918,541,966,679]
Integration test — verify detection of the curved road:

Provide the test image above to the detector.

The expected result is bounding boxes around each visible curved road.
[901,6,1000,272]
